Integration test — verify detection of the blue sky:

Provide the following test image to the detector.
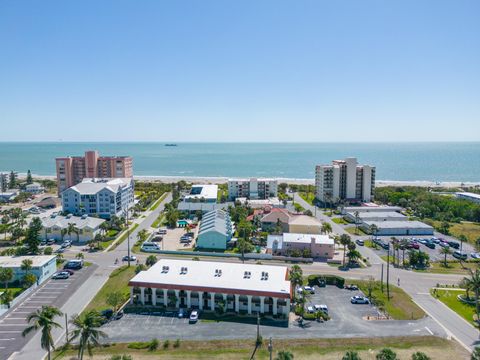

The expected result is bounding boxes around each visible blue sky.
[0,0,479,142]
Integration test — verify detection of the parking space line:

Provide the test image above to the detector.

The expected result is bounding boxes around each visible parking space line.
[170,317,175,325]
[0,331,20,334]
[0,324,25,327]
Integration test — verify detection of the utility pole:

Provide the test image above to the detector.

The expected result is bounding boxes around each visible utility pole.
[386,243,390,300]
[380,263,384,293]
[64,313,69,343]
[126,209,131,267]
[268,337,273,360]
[256,313,260,344]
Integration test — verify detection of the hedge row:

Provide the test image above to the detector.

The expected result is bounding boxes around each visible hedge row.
[307,274,345,288]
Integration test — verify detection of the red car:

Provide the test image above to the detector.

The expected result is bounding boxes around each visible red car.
[410,242,420,249]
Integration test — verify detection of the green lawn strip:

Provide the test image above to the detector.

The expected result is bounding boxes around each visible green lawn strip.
[298,192,315,205]
[149,193,168,211]
[347,280,425,320]
[0,287,24,298]
[152,214,166,228]
[83,265,135,314]
[108,224,139,251]
[53,336,459,360]
[332,217,348,225]
[414,261,477,275]
[432,288,476,326]
[344,226,368,236]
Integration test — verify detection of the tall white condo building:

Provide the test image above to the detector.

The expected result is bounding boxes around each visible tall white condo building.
[315,157,375,204]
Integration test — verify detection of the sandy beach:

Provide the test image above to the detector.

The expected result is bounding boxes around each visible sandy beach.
[25,173,480,188]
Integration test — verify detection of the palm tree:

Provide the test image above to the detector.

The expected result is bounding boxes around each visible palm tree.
[464,270,480,328]
[67,223,79,242]
[0,267,14,290]
[21,258,33,276]
[354,211,360,234]
[22,305,63,360]
[70,310,108,360]
[275,350,294,360]
[289,265,303,297]
[61,228,67,242]
[439,246,451,268]
[136,229,149,243]
[321,222,332,235]
[459,234,467,253]
[340,234,351,268]
[343,351,362,360]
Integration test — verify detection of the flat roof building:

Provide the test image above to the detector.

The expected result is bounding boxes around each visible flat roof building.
[0,256,56,285]
[345,211,406,223]
[267,233,334,259]
[128,259,291,316]
[228,178,278,200]
[315,157,375,204]
[456,192,480,204]
[56,150,133,194]
[360,220,434,236]
[184,184,218,203]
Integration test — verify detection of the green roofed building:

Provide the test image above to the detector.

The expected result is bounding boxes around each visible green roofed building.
[196,210,233,250]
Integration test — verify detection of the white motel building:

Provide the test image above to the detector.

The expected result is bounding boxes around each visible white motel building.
[129,259,292,316]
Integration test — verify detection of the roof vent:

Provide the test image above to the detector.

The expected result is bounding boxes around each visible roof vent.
[261,271,269,280]
[161,266,169,273]
[243,271,251,279]
[214,269,222,277]
[180,266,188,274]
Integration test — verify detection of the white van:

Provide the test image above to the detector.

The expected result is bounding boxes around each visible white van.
[141,242,160,251]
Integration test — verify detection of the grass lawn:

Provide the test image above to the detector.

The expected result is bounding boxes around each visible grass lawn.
[152,214,166,228]
[0,287,24,298]
[84,265,135,314]
[347,280,425,320]
[52,336,467,360]
[332,217,348,225]
[299,192,315,205]
[414,260,478,275]
[345,226,368,236]
[432,288,477,326]
[150,193,168,211]
[109,224,139,251]
[427,219,480,244]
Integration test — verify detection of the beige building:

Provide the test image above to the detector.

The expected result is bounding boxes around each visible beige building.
[267,233,334,259]
[56,150,133,194]
[260,208,322,234]
[315,157,375,204]
[228,178,278,200]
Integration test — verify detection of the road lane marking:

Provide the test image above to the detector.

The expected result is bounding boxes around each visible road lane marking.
[425,326,433,335]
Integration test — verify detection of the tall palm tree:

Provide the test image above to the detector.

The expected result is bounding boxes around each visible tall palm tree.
[340,234,351,268]
[289,265,303,297]
[0,267,14,290]
[70,310,108,360]
[354,211,360,234]
[21,258,33,276]
[369,224,378,241]
[458,234,467,253]
[321,222,332,235]
[67,223,79,242]
[22,305,63,360]
[440,246,451,267]
[464,270,480,328]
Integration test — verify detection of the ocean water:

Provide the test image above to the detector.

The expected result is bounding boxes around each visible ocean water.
[0,142,479,182]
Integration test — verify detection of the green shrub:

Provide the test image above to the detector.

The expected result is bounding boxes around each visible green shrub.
[127,341,150,349]
[307,274,345,288]
[302,312,316,320]
[173,339,180,348]
[163,339,170,349]
[148,338,159,351]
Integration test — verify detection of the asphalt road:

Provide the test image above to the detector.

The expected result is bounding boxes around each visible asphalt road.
[9,193,172,360]
[0,264,96,360]
[294,194,479,352]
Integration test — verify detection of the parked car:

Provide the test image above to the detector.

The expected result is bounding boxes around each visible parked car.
[447,241,460,249]
[425,241,436,249]
[122,255,137,262]
[62,269,75,275]
[64,259,83,270]
[141,242,160,251]
[409,242,420,250]
[306,306,315,314]
[157,228,167,235]
[431,237,440,244]
[345,284,359,291]
[471,252,480,259]
[40,239,47,246]
[178,308,185,318]
[100,309,114,324]
[439,241,450,248]
[52,271,70,280]
[453,251,468,260]
[189,310,199,323]
[54,248,65,254]
[61,240,72,248]
[350,296,370,304]
[46,239,56,245]
[355,239,364,246]
[314,304,328,313]
[418,239,428,245]
[113,310,124,320]
[303,286,315,294]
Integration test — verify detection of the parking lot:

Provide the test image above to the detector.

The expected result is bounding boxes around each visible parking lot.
[368,235,475,262]
[151,227,198,251]
[101,285,445,343]
[0,264,95,360]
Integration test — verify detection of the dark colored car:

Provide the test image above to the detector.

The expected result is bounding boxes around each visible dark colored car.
[62,269,75,275]
[448,241,460,249]
[425,241,436,249]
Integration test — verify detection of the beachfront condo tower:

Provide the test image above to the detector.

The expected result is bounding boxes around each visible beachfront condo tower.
[55,150,133,194]
[315,157,375,205]
[228,178,278,200]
